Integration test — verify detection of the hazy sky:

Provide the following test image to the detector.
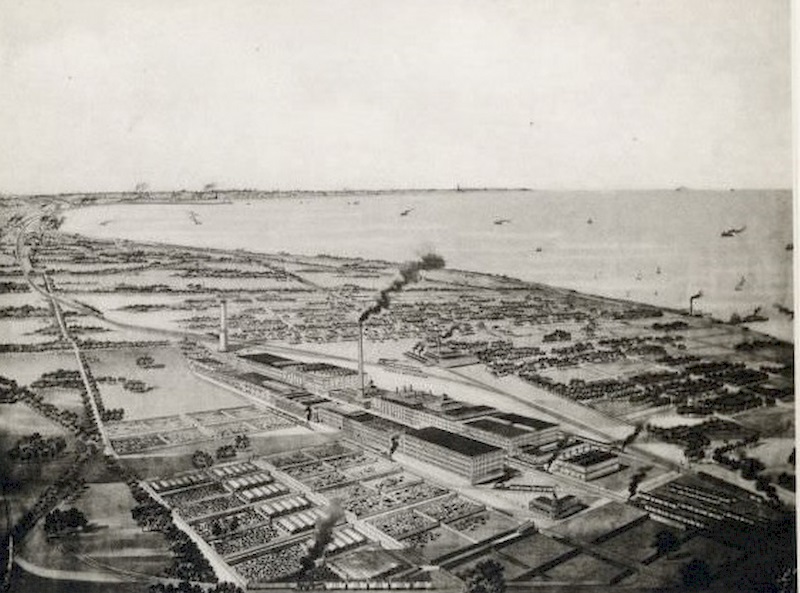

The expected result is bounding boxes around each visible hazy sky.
[0,0,792,194]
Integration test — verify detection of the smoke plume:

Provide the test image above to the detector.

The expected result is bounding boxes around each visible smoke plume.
[620,424,644,451]
[359,253,445,323]
[299,499,344,578]
[440,324,459,340]
[690,290,703,301]
[627,465,652,498]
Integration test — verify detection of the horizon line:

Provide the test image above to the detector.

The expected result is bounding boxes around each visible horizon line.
[1,186,793,199]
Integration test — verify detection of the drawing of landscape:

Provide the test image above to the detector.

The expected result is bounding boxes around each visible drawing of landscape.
[0,1,794,592]
[0,188,794,593]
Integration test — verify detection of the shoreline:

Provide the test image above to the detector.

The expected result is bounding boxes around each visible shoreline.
[54,203,793,347]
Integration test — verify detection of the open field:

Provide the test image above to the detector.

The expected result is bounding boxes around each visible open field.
[86,346,246,419]
[548,501,647,543]
[18,483,172,578]
[542,552,626,584]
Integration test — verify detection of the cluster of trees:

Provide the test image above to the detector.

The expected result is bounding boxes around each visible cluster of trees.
[149,582,243,593]
[191,450,214,469]
[43,507,89,536]
[652,530,681,556]
[100,408,124,422]
[0,304,50,318]
[31,369,83,390]
[8,433,67,462]
[191,437,250,469]
[164,525,216,582]
[234,434,250,450]
[463,559,505,593]
[16,387,89,439]
[11,451,93,541]
[209,515,242,538]
[0,374,22,403]
[128,477,215,583]
[712,439,785,505]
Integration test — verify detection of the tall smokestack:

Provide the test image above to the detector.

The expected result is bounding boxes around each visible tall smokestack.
[689,290,703,316]
[357,322,365,397]
[219,299,228,352]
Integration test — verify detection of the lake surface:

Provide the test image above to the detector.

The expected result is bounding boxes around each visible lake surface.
[62,190,794,341]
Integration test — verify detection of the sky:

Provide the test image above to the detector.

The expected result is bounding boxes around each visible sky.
[0,0,792,194]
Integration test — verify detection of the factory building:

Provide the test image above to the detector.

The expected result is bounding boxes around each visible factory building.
[238,351,363,396]
[343,412,407,455]
[316,401,364,430]
[270,390,330,421]
[550,448,621,481]
[401,427,505,484]
[372,388,495,432]
[462,414,560,453]
[528,495,586,520]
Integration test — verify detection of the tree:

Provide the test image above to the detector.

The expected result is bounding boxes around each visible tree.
[464,559,506,593]
[191,450,213,469]
[681,558,713,590]
[216,445,236,460]
[777,472,796,492]
[234,434,250,450]
[653,530,680,555]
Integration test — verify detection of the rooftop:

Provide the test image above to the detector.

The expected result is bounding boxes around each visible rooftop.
[564,449,617,467]
[240,352,295,367]
[350,412,407,433]
[290,362,358,377]
[466,417,532,438]
[407,427,502,457]
[494,412,558,431]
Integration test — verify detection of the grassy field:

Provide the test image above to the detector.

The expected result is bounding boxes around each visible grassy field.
[86,346,246,419]
[401,525,474,562]
[596,518,683,562]
[447,509,518,542]
[543,552,625,584]
[549,501,647,543]
[0,351,80,385]
[734,404,794,437]
[496,533,574,571]
[327,546,406,580]
[18,483,171,579]
[451,549,531,581]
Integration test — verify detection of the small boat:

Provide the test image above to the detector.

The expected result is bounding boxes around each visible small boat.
[493,218,511,226]
[656,266,661,275]
[534,247,543,253]
[786,243,793,251]
[721,225,746,238]
[587,218,593,225]
[734,276,746,291]
[400,208,414,217]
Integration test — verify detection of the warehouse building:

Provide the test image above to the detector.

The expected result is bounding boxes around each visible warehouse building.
[528,494,586,519]
[462,414,560,453]
[401,427,505,484]
[550,448,621,481]
[238,351,364,395]
[343,412,407,455]
[372,388,495,431]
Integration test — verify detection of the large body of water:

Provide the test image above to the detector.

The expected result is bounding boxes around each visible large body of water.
[62,190,794,341]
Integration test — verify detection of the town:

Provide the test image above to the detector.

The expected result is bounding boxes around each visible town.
[0,193,795,592]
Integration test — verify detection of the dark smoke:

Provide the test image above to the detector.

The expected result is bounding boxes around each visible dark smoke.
[440,324,459,340]
[299,499,344,579]
[620,424,643,451]
[628,465,652,498]
[690,290,703,301]
[359,253,446,323]
[389,435,400,456]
